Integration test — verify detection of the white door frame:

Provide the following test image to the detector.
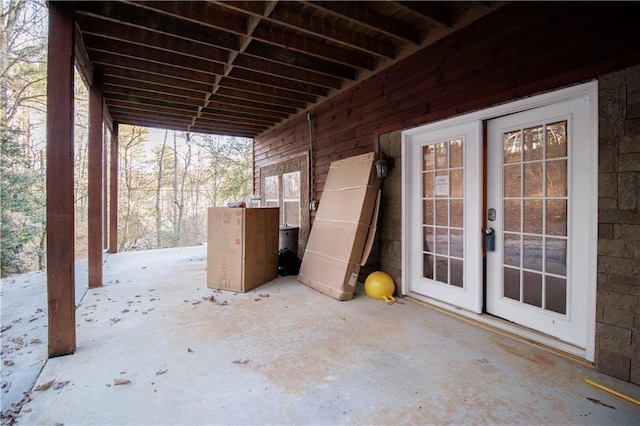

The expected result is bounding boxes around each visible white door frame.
[401,81,598,361]
[405,121,483,313]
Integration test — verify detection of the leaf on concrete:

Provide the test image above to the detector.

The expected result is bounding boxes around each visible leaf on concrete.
[34,379,55,391]
[121,309,130,313]
[30,338,41,344]
[113,378,131,386]
[4,359,14,366]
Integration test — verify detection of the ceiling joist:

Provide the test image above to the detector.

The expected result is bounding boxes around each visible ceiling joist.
[72,1,504,137]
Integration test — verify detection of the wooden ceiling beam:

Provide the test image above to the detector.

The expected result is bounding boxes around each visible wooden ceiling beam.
[75,2,240,50]
[110,110,193,126]
[109,106,195,122]
[264,2,397,59]
[194,117,269,132]
[74,24,94,86]
[309,1,422,44]
[187,0,278,132]
[98,65,212,93]
[198,111,277,127]
[220,76,317,104]
[104,76,207,100]
[205,100,290,120]
[132,1,247,36]
[201,105,284,122]
[192,122,264,133]
[103,85,204,108]
[251,22,375,71]
[189,126,257,138]
[88,51,218,85]
[227,68,329,97]
[83,35,224,75]
[217,1,267,16]
[234,54,343,89]
[76,14,230,64]
[397,1,454,28]
[212,94,297,115]
[216,87,307,110]
[106,99,198,118]
[105,92,199,113]
[244,40,356,80]
[115,118,191,132]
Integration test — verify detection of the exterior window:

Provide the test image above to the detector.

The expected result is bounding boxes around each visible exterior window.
[282,172,300,226]
[264,175,279,207]
[260,155,309,256]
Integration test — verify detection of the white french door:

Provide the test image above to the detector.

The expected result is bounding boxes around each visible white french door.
[486,97,595,349]
[405,121,483,313]
[403,83,597,358]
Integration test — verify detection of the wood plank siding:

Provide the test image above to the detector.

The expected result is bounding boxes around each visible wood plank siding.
[254,2,640,206]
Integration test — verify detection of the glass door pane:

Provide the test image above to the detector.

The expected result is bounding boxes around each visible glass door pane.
[501,121,568,315]
[422,139,464,288]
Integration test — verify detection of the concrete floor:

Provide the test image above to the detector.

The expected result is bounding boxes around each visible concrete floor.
[3,245,640,425]
[1,258,89,422]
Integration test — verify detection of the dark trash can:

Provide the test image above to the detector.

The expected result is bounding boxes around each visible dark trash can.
[279,226,298,254]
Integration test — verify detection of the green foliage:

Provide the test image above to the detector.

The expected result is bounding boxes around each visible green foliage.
[0,126,45,276]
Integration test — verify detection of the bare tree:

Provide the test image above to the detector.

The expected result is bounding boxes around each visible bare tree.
[155,130,168,248]
[1,0,47,127]
[118,125,150,251]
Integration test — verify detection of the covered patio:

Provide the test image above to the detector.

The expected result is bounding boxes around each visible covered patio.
[11,246,640,424]
[27,2,640,421]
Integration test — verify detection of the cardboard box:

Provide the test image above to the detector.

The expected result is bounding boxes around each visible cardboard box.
[298,152,381,300]
[207,207,279,293]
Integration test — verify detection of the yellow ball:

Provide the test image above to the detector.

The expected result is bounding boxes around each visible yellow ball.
[364,271,396,304]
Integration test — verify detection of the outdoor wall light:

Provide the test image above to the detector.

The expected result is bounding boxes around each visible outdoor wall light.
[376,152,394,180]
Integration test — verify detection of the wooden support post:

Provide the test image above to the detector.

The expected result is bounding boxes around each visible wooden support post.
[88,72,104,288]
[109,122,119,253]
[46,2,76,357]
[103,125,109,250]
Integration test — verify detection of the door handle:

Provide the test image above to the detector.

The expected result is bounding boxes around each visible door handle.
[485,227,496,252]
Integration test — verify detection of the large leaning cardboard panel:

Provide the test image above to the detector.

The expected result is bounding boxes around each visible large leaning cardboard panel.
[298,152,381,300]
[207,207,279,293]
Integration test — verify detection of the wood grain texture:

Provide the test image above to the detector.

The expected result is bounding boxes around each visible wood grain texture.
[254,2,640,219]
[88,72,104,288]
[46,2,76,357]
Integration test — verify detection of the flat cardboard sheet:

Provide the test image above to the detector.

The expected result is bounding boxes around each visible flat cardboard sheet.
[298,152,380,300]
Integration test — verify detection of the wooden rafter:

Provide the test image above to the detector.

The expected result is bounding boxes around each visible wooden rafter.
[70,0,505,137]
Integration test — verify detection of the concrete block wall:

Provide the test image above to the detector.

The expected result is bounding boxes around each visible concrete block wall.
[378,131,403,293]
[597,65,640,385]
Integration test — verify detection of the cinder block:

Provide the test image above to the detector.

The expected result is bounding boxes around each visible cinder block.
[599,224,614,239]
[599,173,617,197]
[619,155,640,172]
[599,70,626,90]
[596,348,631,381]
[598,240,633,258]
[617,172,639,210]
